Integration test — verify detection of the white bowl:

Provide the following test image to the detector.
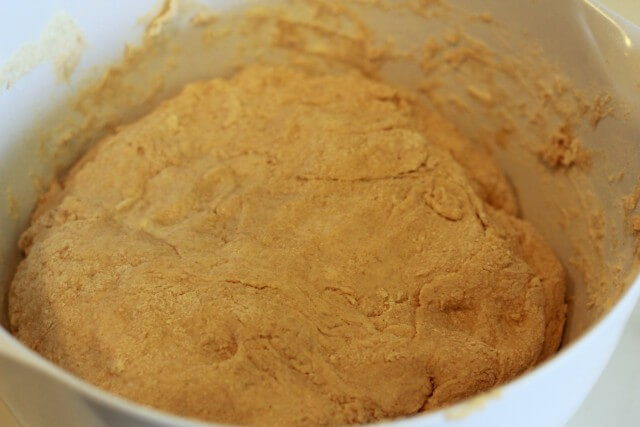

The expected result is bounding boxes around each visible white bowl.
[1,1,640,426]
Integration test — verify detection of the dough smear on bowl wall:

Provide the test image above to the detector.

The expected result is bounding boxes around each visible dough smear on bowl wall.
[1,1,640,427]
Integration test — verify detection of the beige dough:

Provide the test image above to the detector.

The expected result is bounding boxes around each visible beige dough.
[9,65,566,426]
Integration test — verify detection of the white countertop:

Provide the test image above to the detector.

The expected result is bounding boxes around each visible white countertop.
[568,301,640,427]
[1,0,639,426]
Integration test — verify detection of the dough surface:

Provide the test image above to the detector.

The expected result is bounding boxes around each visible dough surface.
[9,66,565,426]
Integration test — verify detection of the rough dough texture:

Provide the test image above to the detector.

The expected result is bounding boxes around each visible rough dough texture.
[9,66,566,426]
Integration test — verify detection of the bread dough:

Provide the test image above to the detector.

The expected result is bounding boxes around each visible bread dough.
[9,66,566,426]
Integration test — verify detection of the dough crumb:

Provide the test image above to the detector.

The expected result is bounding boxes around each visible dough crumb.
[539,124,590,169]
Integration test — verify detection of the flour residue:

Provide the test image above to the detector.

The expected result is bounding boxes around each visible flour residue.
[0,12,86,88]
[5,189,18,220]
[445,387,502,420]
